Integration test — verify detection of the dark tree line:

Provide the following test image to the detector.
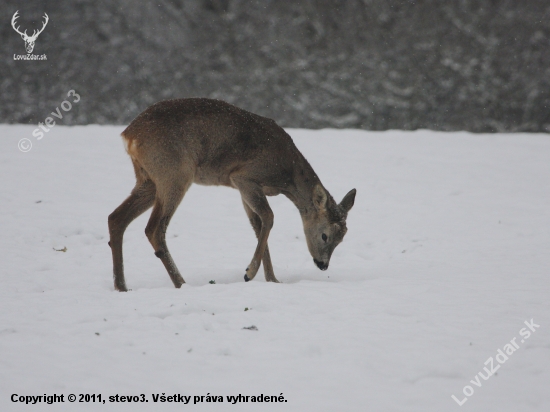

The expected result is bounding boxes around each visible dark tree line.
[1,0,549,132]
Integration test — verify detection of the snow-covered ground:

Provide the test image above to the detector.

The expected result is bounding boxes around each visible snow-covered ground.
[0,125,549,412]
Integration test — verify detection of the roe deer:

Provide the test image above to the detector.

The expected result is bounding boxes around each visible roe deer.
[108,98,356,291]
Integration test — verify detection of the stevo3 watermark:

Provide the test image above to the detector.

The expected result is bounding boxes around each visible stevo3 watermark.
[18,90,81,152]
[451,319,540,406]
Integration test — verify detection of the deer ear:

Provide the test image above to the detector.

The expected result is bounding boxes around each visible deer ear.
[313,185,328,211]
[340,189,356,214]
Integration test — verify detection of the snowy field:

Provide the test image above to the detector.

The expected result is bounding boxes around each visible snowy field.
[0,125,549,412]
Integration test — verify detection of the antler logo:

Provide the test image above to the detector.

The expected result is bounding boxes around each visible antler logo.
[11,11,49,54]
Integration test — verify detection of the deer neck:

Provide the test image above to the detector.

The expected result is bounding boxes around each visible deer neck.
[284,156,323,218]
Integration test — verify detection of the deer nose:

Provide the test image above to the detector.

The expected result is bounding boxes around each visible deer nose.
[313,258,328,271]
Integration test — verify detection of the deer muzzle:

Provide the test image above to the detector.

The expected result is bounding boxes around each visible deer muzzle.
[313,258,328,271]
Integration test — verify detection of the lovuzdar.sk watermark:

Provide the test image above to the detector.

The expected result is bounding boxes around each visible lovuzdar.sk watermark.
[11,10,48,60]
[451,319,540,407]
[14,54,47,61]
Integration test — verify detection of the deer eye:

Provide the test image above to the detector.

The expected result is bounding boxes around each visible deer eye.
[322,233,327,242]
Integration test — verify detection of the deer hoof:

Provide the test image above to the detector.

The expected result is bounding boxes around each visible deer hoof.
[244,274,250,282]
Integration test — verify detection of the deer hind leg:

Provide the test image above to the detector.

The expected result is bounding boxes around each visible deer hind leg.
[242,200,279,283]
[108,180,156,291]
[144,182,190,288]
[231,177,274,282]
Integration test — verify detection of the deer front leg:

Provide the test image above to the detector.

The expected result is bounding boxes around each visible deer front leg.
[232,178,274,282]
[242,200,279,283]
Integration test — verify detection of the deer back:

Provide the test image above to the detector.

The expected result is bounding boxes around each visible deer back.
[122,98,306,190]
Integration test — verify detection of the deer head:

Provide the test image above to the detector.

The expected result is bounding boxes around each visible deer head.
[12,11,49,54]
[303,185,356,271]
